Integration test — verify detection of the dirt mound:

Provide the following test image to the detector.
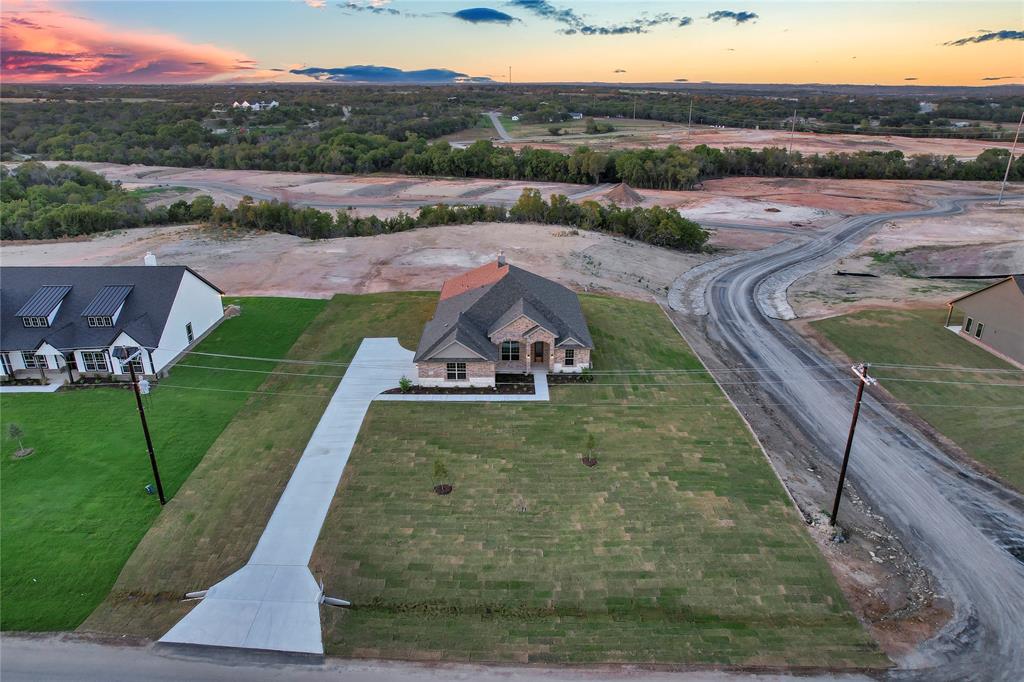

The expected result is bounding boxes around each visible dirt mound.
[603,183,644,206]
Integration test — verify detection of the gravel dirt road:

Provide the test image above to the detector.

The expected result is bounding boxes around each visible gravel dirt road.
[670,195,1024,680]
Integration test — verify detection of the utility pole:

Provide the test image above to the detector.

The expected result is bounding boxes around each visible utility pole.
[687,97,693,136]
[633,95,637,120]
[788,109,798,154]
[508,66,512,89]
[830,363,876,526]
[116,347,166,505]
[997,110,1023,205]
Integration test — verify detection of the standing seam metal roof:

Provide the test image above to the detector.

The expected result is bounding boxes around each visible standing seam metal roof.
[14,285,72,317]
[81,285,134,317]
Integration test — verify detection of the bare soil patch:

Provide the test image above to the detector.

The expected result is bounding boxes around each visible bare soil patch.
[1,222,705,300]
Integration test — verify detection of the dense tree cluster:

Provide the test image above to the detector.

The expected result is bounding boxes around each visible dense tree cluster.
[0,162,175,239]
[207,189,709,251]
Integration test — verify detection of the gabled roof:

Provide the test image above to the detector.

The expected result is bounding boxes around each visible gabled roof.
[1,266,221,352]
[81,285,134,317]
[15,285,72,317]
[948,275,1024,305]
[415,262,593,363]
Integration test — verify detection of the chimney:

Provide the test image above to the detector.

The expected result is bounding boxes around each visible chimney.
[497,250,506,267]
[144,252,157,266]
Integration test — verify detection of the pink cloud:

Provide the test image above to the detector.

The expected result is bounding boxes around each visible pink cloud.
[1,3,257,83]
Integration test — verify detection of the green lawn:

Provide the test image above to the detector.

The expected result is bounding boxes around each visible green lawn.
[312,296,883,666]
[80,292,436,639]
[811,308,1024,491]
[0,297,326,631]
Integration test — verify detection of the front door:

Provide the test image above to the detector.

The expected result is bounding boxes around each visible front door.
[532,341,545,364]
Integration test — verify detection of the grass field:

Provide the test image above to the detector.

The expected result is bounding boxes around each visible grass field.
[312,295,883,666]
[811,308,1024,491]
[80,292,436,638]
[0,297,326,631]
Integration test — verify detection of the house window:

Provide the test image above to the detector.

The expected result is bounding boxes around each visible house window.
[0,353,12,376]
[185,322,195,343]
[964,317,973,333]
[81,351,109,373]
[22,316,48,328]
[126,355,145,374]
[975,322,984,339]
[564,348,575,366]
[446,362,467,381]
[22,351,44,369]
[501,340,520,361]
[87,316,113,328]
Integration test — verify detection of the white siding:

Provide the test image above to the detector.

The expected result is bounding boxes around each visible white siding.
[151,271,223,372]
[108,332,153,375]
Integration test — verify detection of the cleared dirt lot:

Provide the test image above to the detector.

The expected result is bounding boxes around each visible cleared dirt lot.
[15,163,1016,305]
[483,120,1014,160]
[0,222,704,300]
[788,201,1024,318]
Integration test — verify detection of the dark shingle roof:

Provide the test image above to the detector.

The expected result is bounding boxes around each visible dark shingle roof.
[1,266,219,352]
[81,285,134,317]
[14,285,72,317]
[415,263,593,362]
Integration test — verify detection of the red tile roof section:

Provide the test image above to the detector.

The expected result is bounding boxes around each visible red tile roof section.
[439,260,509,301]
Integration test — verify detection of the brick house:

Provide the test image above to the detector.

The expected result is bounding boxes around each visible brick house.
[414,256,593,387]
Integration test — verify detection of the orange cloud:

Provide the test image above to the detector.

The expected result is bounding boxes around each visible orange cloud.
[1,3,255,82]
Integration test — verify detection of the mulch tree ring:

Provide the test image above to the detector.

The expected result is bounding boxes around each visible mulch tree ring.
[581,457,598,468]
[433,484,453,495]
[11,448,35,460]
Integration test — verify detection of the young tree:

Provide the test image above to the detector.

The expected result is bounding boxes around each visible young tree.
[6,423,25,452]
[432,458,452,494]
[582,433,598,467]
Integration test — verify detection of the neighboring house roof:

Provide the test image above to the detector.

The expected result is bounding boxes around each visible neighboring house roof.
[415,262,593,362]
[948,275,1024,305]
[15,285,72,317]
[1,266,222,352]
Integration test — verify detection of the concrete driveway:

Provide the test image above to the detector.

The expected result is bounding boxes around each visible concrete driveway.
[160,338,551,656]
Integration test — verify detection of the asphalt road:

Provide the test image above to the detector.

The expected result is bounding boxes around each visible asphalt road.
[485,110,513,141]
[688,196,1024,680]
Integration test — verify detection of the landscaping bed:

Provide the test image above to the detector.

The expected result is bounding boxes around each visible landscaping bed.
[546,371,594,384]
[383,373,535,395]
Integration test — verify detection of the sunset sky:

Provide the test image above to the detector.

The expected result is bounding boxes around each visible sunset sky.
[2,0,1022,85]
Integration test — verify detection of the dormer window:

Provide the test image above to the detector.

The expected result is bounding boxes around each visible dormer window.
[87,316,113,327]
[22,316,49,328]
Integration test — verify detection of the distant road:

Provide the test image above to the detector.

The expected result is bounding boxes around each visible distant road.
[485,111,513,141]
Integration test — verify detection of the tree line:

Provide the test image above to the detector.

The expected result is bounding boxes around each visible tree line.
[0,162,175,240]
[206,189,709,251]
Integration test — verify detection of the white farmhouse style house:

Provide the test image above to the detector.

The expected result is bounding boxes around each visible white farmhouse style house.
[1,262,223,384]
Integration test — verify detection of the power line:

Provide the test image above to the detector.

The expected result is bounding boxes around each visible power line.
[167,362,1024,389]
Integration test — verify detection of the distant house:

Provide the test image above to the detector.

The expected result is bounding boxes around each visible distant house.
[413,256,593,387]
[945,276,1024,366]
[511,115,520,122]
[1,260,224,384]
[569,112,584,120]
[233,100,279,112]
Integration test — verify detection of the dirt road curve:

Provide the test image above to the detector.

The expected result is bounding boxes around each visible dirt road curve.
[677,196,1024,680]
